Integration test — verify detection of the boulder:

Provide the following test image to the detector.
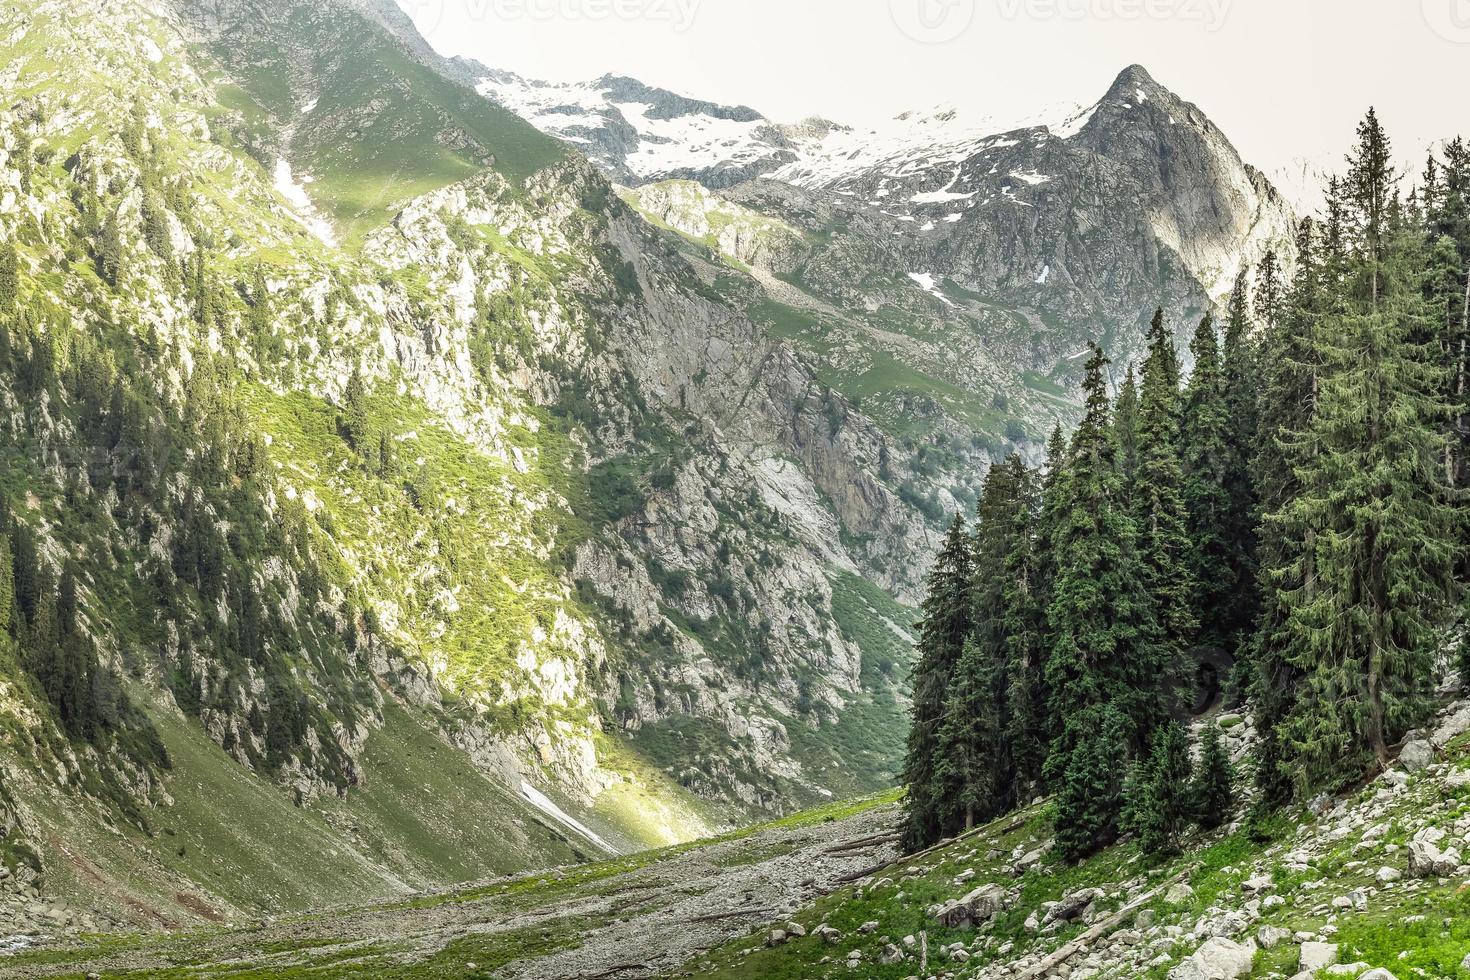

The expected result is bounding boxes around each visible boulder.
[1375,866,1402,884]
[879,943,905,964]
[1168,937,1257,980]
[1257,925,1293,950]
[1408,839,1461,878]
[931,883,1009,929]
[1432,702,1470,747]
[1165,883,1196,906]
[1358,971,1399,980]
[813,924,842,945]
[1300,942,1339,971]
[1399,740,1435,772]
[1042,887,1101,927]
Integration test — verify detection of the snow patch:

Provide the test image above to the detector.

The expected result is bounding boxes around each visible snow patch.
[908,272,954,307]
[520,781,618,854]
[1010,170,1051,186]
[1036,264,1051,285]
[272,158,337,247]
[300,98,318,115]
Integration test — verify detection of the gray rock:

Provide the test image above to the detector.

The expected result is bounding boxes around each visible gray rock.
[1408,839,1461,878]
[1165,883,1196,906]
[1358,971,1399,980]
[1256,925,1293,950]
[1168,937,1257,980]
[1300,942,1339,971]
[932,883,1010,929]
[1399,740,1435,772]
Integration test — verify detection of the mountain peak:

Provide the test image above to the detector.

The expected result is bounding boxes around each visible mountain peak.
[1103,63,1167,104]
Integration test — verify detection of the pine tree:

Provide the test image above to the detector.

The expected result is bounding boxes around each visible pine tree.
[1250,218,1327,806]
[1124,722,1194,857]
[933,637,1002,832]
[1181,316,1234,652]
[1001,459,1048,792]
[1055,705,1129,863]
[341,368,371,453]
[0,533,12,638]
[1221,272,1262,645]
[0,241,17,317]
[901,517,976,851]
[1192,723,1235,830]
[1112,365,1140,489]
[1131,310,1194,731]
[1269,114,1461,793]
[1046,347,1152,859]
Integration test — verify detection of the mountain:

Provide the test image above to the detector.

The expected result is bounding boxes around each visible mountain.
[0,0,1290,941]
[488,63,1296,448]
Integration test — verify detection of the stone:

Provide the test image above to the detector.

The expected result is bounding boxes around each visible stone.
[1399,740,1435,772]
[1257,925,1293,950]
[858,920,880,934]
[932,884,1009,929]
[1167,937,1257,980]
[1241,874,1274,894]
[1136,908,1158,929]
[879,943,904,964]
[765,929,788,947]
[1043,888,1101,927]
[784,922,806,938]
[1432,703,1470,747]
[1447,769,1470,792]
[1358,971,1399,980]
[1165,883,1196,906]
[1375,867,1402,884]
[813,924,843,945]
[1300,942,1339,972]
[1407,839,1461,878]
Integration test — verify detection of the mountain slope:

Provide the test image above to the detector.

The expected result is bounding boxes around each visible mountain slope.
[0,0,957,935]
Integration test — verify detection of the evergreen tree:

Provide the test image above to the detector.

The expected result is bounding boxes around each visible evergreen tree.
[901,517,976,851]
[0,241,17,317]
[1181,316,1234,651]
[1001,459,1048,792]
[1054,706,1129,863]
[1112,365,1140,489]
[1046,347,1152,859]
[341,368,371,453]
[1131,310,1194,730]
[933,636,1002,832]
[1250,218,1327,806]
[1124,722,1194,857]
[0,533,12,638]
[1270,115,1461,792]
[1221,273,1263,645]
[1192,723,1235,830]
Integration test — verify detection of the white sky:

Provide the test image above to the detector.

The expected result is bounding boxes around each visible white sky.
[398,0,1470,212]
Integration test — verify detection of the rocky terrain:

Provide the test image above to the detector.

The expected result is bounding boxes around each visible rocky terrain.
[5,694,1467,978]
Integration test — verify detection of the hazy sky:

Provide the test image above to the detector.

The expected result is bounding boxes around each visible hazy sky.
[397,0,1470,211]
